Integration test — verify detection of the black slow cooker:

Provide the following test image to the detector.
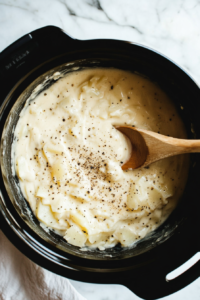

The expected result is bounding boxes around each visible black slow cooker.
[0,26,200,300]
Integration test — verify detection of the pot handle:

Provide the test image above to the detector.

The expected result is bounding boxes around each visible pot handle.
[122,254,200,300]
[0,26,75,81]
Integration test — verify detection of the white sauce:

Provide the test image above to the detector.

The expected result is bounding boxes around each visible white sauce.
[13,68,189,250]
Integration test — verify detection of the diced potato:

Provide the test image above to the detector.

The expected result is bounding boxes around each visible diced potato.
[106,161,123,182]
[48,194,71,213]
[88,233,102,244]
[58,97,82,114]
[158,183,173,201]
[16,156,35,182]
[36,185,48,198]
[82,85,100,96]
[42,198,51,205]
[114,227,137,247]
[58,218,69,227]
[35,150,46,166]
[127,193,140,211]
[54,211,69,221]
[36,201,68,230]
[51,158,64,181]
[43,142,64,156]
[70,211,89,234]
[147,187,163,210]
[70,189,91,202]
[127,176,164,211]
[81,77,104,99]
[151,209,162,223]
[91,88,101,97]
[53,212,69,227]
[139,216,149,227]
[64,224,87,247]
[152,171,174,199]
[89,76,100,85]
[88,232,113,244]
[138,226,150,239]
[53,212,66,220]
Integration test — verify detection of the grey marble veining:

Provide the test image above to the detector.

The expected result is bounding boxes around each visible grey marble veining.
[1,0,200,85]
[0,0,200,299]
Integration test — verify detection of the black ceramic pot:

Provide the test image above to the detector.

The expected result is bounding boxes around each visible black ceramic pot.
[0,26,200,300]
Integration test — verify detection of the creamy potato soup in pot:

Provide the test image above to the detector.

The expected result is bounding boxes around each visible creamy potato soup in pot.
[12,68,189,250]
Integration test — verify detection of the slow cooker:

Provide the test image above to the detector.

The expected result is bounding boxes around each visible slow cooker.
[0,26,200,300]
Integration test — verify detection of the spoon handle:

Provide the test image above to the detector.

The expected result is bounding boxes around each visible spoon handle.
[138,129,200,167]
[171,139,200,153]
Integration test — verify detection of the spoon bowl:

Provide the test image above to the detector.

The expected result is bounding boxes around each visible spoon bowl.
[117,126,200,170]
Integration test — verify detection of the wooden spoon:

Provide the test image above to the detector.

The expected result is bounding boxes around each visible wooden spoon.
[116,126,200,170]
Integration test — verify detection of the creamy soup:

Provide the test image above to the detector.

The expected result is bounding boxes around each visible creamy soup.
[12,68,189,250]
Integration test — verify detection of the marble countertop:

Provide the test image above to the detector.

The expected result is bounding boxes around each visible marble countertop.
[0,0,200,299]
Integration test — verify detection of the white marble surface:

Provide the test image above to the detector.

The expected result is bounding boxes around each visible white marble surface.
[0,0,200,299]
